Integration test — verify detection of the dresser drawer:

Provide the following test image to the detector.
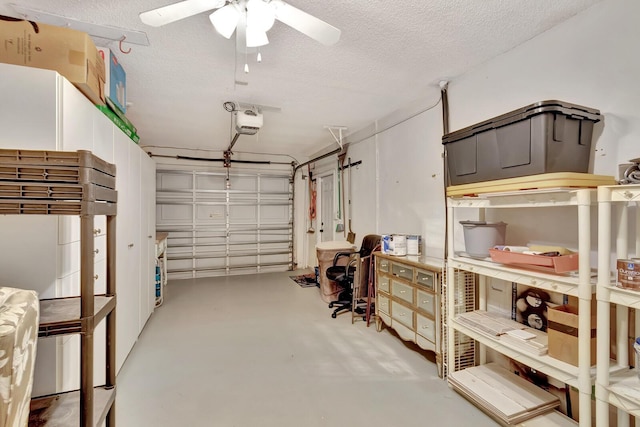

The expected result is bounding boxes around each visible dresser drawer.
[416,269,436,291]
[377,294,390,315]
[377,276,390,293]
[417,289,436,317]
[392,280,413,304]
[378,257,390,273]
[392,263,413,281]
[416,313,435,342]
[391,301,413,329]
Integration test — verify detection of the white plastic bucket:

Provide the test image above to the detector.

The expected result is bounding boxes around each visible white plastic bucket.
[391,235,407,256]
[460,221,507,258]
[407,235,421,255]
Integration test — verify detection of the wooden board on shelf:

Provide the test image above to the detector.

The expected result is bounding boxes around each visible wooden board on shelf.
[449,363,559,425]
[446,173,616,197]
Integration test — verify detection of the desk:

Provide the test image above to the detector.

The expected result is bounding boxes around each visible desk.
[155,232,169,307]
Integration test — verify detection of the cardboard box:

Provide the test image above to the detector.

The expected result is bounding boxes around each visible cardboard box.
[0,16,105,105]
[568,386,623,426]
[97,48,126,113]
[547,303,596,367]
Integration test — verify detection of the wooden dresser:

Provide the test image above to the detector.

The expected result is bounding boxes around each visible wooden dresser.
[375,252,443,374]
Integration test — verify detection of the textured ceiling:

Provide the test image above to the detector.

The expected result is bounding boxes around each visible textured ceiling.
[0,0,600,159]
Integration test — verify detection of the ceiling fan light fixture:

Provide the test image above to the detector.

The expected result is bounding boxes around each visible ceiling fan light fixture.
[209,4,240,39]
[246,26,269,47]
[246,0,276,32]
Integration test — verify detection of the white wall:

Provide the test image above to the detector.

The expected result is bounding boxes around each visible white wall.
[297,0,640,271]
[449,0,640,173]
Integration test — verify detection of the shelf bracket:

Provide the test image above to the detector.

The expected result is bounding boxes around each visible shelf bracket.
[324,126,348,150]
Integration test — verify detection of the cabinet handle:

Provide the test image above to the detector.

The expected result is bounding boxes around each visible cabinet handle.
[422,300,429,304]
[399,269,406,273]
[400,290,406,294]
[148,235,153,238]
[93,228,101,235]
[422,325,430,329]
[94,249,99,254]
[128,243,134,248]
[94,274,99,280]
[399,313,405,316]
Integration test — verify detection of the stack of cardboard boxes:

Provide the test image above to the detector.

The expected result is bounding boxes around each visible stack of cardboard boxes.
[0,16,139,143]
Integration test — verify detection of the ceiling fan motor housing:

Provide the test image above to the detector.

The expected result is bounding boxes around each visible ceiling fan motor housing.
[236,109,263,135]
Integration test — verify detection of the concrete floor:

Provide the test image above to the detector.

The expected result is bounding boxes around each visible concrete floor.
[116,270,498,426]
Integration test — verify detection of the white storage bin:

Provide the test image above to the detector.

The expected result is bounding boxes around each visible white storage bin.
[460,221,507,258]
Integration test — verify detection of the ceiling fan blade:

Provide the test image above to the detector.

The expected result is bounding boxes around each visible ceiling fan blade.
[140,0,225,27]
[272,0,341,46]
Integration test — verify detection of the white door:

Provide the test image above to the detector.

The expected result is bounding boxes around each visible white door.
[318,173,335,242]
[113,131,135,372]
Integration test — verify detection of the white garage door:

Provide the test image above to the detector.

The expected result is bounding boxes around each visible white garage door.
[156,168,293,279]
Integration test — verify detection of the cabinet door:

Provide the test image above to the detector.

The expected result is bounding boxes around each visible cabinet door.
[93,107,114,163]
[139,152,156,330]
[60,79,94,152]
[114,130,137,372]
[0,64,60,150]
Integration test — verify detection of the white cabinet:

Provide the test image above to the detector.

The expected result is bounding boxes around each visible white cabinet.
[445,188,603,426]
[595,184,640,426]
[0,63,155,389]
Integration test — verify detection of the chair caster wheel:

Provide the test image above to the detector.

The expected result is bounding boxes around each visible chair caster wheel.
[331,313,337,318]
[328,303,334,308]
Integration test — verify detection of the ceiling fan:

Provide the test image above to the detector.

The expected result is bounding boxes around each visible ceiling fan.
[139,0,341,48]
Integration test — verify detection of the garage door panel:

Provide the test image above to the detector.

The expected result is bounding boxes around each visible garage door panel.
[229,176,257,191]
[159,173,191,190]
[158,204,192,222]
[261,176,289,192]
[260,205,290,221]
[229,204,258,221]
[195,257,226,269]
[196,205,226,223]
[196,174,225,190]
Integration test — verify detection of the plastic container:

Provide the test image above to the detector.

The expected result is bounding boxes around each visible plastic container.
[407,235,422,255]
[442,100,602,185]
[489,249,579,273]
[460,221,507,258]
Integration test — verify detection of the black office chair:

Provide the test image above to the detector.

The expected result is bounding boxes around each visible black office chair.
[325,234,381,318]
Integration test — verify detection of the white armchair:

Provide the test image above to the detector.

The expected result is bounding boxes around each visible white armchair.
[0,287,39,427]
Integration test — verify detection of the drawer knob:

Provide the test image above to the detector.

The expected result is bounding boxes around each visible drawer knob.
[94,249,99,254]
[94,274,99,280]
[93,228,101,235]
[128,243,134,248]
